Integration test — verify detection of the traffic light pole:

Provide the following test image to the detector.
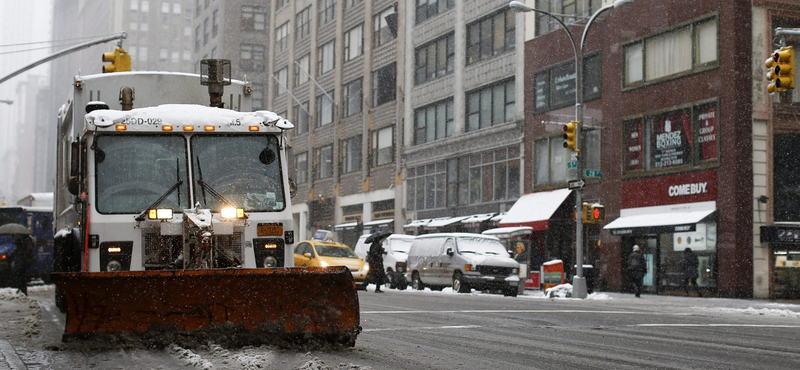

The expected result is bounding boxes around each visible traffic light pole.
[0,32,127,86]
[510,0,634,298]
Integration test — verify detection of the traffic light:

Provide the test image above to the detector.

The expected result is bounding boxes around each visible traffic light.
[582,203,605,224]
[563,120,579,152]
[766,46,794,93]
[590,204,605,223]
[102,47,131,73]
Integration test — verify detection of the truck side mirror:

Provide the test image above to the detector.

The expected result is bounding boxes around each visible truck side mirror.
[446,247,454,257]
[68,177,80,195]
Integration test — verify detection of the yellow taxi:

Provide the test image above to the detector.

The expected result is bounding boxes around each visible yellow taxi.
[293,239,368,289]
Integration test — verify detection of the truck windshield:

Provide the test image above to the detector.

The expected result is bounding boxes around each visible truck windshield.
[191,134,285,212]
[457,237,508,256]
[95,135,189,214]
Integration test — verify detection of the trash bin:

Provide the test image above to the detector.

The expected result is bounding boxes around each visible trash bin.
[573,264,594,294]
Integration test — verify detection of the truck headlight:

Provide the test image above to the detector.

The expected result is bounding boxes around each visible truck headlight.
[220,207,245,219]
[147,208,173,220]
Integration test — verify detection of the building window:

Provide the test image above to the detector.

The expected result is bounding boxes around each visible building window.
[466,9,515,66]
[294,54,310,87]
[296,6,311,40]
[276,21,290,53]
[316,144,334,179]
[161,2,169,14]
[141,0,149,12]
[251,83,264,110]
[533,137,568,186]
[195,26,201,51]
[196,0,201,17]
[624,17,718,87]
[344,24,364,63]
[159,48,168,62]
[294,102,310,134]
[173,3,181,15]
[374,6,396,48]
[296,152,308,184]
[171,51,179,63]
[203,17,209,45]
[372,126,394,167]
[276,0,289,9]
[212,9,219,37]
[242,6,266,32]
[372,63,396,107]
[139,47,148,62]
[240,44,265,71]
[623,101,718,175]
[466,79,515,132]
[343,78,363,117]
[317,40,335,75]
[465,146,520,204]
[414,99,453,145]
[534,53,602,114]
[407,161,445,211]
[342,135,362,173]
[534,0,602,36]
[316,92,335,127]
[345,0,362,8]
[415,33,454,85]
[274,67,288,97]
[416,0,454,24]
[319,0,336,25]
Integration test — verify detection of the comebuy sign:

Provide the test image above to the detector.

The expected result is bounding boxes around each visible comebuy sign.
[622,170,716,209]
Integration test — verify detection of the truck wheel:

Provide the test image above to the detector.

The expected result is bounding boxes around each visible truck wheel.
[453,272,470,293]
[396,274,408,290]
[386,269,396,289]
[55,286,66,313]
[503,286,518,297]
[411,272,424,290]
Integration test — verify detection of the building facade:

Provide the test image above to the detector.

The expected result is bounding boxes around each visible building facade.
[519,0,800,299]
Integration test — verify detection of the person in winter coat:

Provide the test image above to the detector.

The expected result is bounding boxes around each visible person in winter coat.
[682,247,702,297]
[627,245,647,298]
[10,233,34,295]
[365,239,387,293]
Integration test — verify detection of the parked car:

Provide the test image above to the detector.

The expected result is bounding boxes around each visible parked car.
[406,233,520,296]
[354,233,416,289]
[293,239,368,289]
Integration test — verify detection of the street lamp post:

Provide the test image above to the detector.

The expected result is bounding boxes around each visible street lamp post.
[509,0,634,298]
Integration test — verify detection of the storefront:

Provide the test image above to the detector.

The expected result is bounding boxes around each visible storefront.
[603,171,718,295]
[499,188,575,279]
[760,223,800,299]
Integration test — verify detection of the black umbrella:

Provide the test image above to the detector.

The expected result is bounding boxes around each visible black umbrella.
[365,230,392,244]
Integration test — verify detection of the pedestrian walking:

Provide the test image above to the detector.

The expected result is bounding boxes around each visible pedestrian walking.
[682,247,702,297]
[627,245,646,298]
[10,233,34,295]
[365,231,390,293]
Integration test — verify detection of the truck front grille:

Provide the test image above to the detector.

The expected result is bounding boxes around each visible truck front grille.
[477,265,513,276]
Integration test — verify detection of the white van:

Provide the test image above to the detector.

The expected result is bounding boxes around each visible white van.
[406,233,520,296]
[354,233,416,289]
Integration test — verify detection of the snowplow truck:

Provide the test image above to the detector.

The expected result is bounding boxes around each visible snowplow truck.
[51,61,360,347]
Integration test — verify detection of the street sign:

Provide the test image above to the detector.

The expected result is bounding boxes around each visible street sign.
[568,179,586,190]
[567,161,578,169]
[584,169,601,178]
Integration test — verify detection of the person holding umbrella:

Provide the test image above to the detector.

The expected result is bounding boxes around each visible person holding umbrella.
[365,230,391,293]
[3,226,34,295]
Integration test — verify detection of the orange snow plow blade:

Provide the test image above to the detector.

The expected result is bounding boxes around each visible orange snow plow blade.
[51,266,361,347]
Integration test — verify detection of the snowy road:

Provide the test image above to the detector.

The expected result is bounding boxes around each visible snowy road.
[3,284,800,369]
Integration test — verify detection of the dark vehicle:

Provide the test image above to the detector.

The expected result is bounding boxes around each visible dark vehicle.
[0,206,54,285]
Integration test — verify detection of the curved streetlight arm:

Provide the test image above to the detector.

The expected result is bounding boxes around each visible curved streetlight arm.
[509,1,579,62]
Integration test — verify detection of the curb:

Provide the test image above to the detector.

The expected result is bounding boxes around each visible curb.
[0,340,25,370]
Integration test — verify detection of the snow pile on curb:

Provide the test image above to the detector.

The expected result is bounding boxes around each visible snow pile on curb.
[697,306,800,318]
[0,287,41,336]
